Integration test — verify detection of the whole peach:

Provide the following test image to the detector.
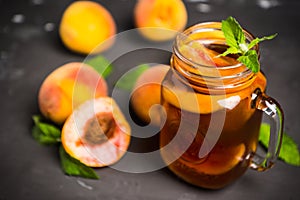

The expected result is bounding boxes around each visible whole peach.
[130,64,170,126]
[38,62,108,124]
[59,1,116,54]
[134,0,188,41]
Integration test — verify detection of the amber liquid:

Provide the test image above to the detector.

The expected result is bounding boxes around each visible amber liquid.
[160,43,267,189]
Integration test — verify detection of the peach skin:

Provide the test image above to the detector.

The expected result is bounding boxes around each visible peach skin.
[38,62,108,124]
[59,1,116,54]
[130,64,170,126]
[134,0,188,41]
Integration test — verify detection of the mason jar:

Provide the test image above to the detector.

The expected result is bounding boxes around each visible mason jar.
[159,22,284,189]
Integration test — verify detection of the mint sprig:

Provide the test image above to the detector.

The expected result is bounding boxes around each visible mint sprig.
[220,16,277,73]
[32,115,61,145]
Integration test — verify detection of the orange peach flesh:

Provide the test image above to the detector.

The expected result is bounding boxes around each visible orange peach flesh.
[62,97,131,167]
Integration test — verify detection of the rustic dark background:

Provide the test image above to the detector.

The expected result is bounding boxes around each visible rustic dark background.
[0,0,299,199]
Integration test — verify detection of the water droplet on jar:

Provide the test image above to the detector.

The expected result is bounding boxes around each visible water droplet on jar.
[44,22,55,32]
[196,3,212,13]
[11,14,25,24]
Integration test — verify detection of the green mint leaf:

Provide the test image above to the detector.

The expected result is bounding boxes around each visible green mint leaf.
[32,115,61,145]
[259,123,300,167]
[248,33,278,50]
[84,55,113,78]
[280,133,300,166]
[221,16,246,49]
[221,16,277,73]
[38,123,61,138]
[32,115,42,124]
[237,50,260,73]
[218,46,241,57]
[59,145,99,179]
[115,64,150,91]
[32,126,60,144]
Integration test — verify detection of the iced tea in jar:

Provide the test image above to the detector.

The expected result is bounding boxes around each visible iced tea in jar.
[160,22,284,189]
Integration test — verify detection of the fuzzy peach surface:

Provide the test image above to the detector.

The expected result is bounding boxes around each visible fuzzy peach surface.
[38,62,108,124]
[134,0,188,41]
[130,64,170,126]
[59,1,116,54]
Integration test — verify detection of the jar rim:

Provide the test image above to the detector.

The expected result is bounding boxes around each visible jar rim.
[173,21,259,74]
[171,21,260,92]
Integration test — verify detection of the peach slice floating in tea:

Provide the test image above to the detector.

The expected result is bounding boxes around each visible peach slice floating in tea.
[161,86,224,114]
[178,39,216,67]
[204,47,240,67]
[177,39,242,79]
[201,143,246,175]
[190,143,246,175]
[168,39,256,114]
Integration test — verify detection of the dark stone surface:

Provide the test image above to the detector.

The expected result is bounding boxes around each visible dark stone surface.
[0,0,299,199]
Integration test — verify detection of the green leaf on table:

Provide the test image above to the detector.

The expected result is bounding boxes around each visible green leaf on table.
[84,55,113,78]
[32,115,61,145]
[115,64,150,91]
[259,123,300,166]
[59,145,99,179]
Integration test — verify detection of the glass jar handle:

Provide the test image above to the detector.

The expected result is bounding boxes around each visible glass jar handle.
[250,88,284,171]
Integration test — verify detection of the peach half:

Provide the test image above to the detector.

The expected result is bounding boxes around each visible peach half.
[130,64,170,126]
[38,62,108,124]
[61,97,131,167]
[134,0,188,41]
